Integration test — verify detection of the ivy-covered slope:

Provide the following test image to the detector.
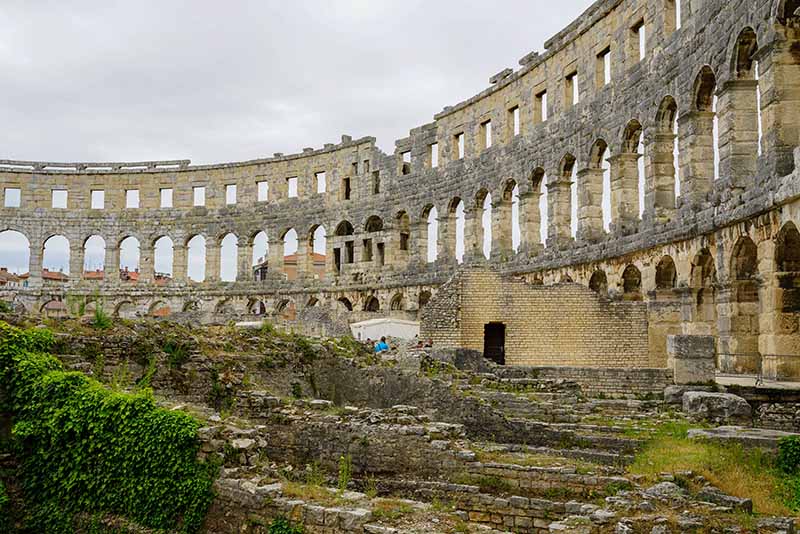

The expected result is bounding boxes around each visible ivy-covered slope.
[0,321,217,533]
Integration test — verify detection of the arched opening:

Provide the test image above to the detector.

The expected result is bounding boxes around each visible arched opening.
[693,66,720,185]
[153,236,173,282]
[248,298,267,315]
[622,264,642,301]
[42,235,70,278]
[654,96,680,214]
[281,228,298,280]
[362,216,383,265]
[447,198,466,263]
[119,236,140,282]
[390,293,404,311]
[309,225,327,279]
[396,211,411,260]
[583,140,609,237]
[364,216,383,233]
[476,189,492,259]
[690,248,718,338]
[655,256,677,289]
[533,168,548,245]
[215,299,234,315]
[187,235,207,282]
[779,0,800,23]
[220,233,238,282]
[306,296,319,308]
[499,180,520,254]
[425,206,438,263]
[182,300,200,313]
[83,235,105,278]
[776,222,800,313]
[41,298,68,318]
[555,154,576,241]
[620,120,644,223]
[333,220,355,274]
[589,270,608,296]
[114,301,136,319]
[0,230,30,282]
[149,301,171,318]
[364,296,380,312]
[251,231,269,280]
[724,236,760,372]
[337,297,353,312]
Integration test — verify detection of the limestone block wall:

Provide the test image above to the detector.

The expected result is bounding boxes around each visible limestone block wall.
[423,269,650,368]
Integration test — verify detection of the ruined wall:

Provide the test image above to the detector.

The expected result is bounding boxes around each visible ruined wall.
[1,0,799,371]
[422,269,650,367]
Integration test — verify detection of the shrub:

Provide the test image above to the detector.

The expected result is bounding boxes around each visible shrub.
[268,517,304,534]
[778,436,800,475]
[0,321,217,533]
[337,454,352,493]
[163,338,191,368]
[91,305,113,330]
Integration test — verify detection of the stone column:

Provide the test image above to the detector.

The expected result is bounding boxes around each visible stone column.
[648,131,678,222]
[28,245,43,289]
[436,214,453,265]
[717,79,759,189]
[206,242,220,282]
[462,206,483,263]
[491,197,513,260]
[546,179,572,246]
[295,237,310,277]
[268,238,283,276]
[519,191,543,256]
[238,240,253,282]
[678,111,715,207]
[667,335,716,384]
[608,153,640,234]
[576,167,604,242]
[754,40,800,177]
[139,242,154,283]
[173,243,187,283]
[412,221,428,266]
[714,284,735,373]
[69,243,83,282]
[106,244,120,285]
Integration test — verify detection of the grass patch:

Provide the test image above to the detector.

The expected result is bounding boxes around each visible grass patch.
[280,481,343,507]
[475,450,600,474]
[629,421,793,515]
[370,499,414,522]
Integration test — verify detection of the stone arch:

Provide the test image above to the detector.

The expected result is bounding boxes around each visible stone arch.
[307,224,327,279]
[530,167,547,246]
[335,220,354,236]
[694,66,717,112]
[219,232,238,282]
[149,300,171,317]
[182,300,200,313]
[251,230,269,272]
[390,292,404,311]
[622,264,642,301]
[621,120,645,221]
[690,248,718,337]
[778,0,800,23]
[337,297,353,312]
[363,295,380,312]
[395,210,411,257]
[422,204,438,263]
[41,298,68,318]
[275,298,296,320]
[655,256,677,289]
[333,220,355,274]
[0,230,30,277]
[153,235,174,279]
[589,270,608,296]
[556,154,578,240]
[281,228,298,279]
[776,222,800,313]
[653,96,680,213]
[445,198,465,263]
[723,235,761,370]
[306,296,319,308]
[732,27,759,79]
[42,235,70,277]
[248,298,267,315]
[688,66,721,189]
[114,301,136,319]
[364,215,384,233]
[118,236,140,281]
[579,139,609,238]
[214,298,234,315]
[186,234,207,282]
[496,179,520,255]
[82,234,106,277]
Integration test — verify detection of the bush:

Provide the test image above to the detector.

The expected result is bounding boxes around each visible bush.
[778,436,800,475]
[91,305,113,330]
[0,321,217,533]
[268,517,304,534]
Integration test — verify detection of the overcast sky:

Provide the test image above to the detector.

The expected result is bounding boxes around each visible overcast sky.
[0,0,588,279]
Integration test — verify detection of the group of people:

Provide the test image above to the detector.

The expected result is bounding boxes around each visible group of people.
[365,336,390,354]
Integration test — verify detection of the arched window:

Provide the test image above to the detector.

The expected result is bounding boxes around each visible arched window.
[693,66,719,183]
[622,265,642,301]
[364,296,380,312]
[252,231,269,267]
[220,233,238,282]
[0,230,30,277]
[119,236,140,281]
[153,236,173,278]
[589,270,608,295]
[426,206,438,263]
[187,235,206,282]
[655,256,677,289]
[43,235,70,276]
[533,169,548,245]
[83,235,106,277]
[478,190,492,259]
[390,293,404,310]
[337,297,353,312]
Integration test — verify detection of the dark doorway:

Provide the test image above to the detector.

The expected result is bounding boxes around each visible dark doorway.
[483,322,506,365]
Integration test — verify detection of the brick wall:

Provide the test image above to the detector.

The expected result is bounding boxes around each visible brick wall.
[423,268,650,368]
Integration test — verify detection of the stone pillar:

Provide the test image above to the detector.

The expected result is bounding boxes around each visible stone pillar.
[754,39,800,177]
[714,285,736,373]
[667,335,716,384]
[238,241,253,281]
[678,111,715,207]
[295,237,310,277]
[106,244,120,285]
[491,198,513,260]
[268,238,283,276]
[546,179,572,246]
[206,242,220,282]
[139,243,154,283]
[519,191,543,256]
[173,243,187,283]
[608,153,640,234]
[436,215,453,264]
[69,244,83,281]
[576,167,603,242]
[717,79,759,188]
[462,207,483,263]
[648,131,678,221]
[412,221,429,266]
[28,245,42,288]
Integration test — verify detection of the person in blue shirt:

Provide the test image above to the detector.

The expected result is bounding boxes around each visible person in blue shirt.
[374,336,390,354]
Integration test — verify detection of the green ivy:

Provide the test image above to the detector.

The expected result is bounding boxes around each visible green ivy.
[0,321,218,533]
[778,436,800,475]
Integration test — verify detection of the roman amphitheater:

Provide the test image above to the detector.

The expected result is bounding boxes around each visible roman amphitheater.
[1,0,799,376]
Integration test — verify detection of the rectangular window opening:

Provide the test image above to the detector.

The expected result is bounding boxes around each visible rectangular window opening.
[481,120,492,149]
[363,160,370,173]
[256,181,268,202]
[377,242,385,266]
[315,172,326,194]
[126,189,139,209]
[91,189,105,209]
[430,143,439,168]
[287,177,298,198]
[342,177,351,200]
[52,189,68,209]
[633,21,646,61]
[535,91,548,123]
[352,162,359,175]
[363,238,373,262]
[400,232,410,251]
[193,186,206,206]
[597,48,611,87]
[509,106,520,137]
[160,188,173,208]
[4,188,21,208]
[225,184,237,205]
[565,72,579,107]
[454,133,465,159]
[372,171,380,195]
